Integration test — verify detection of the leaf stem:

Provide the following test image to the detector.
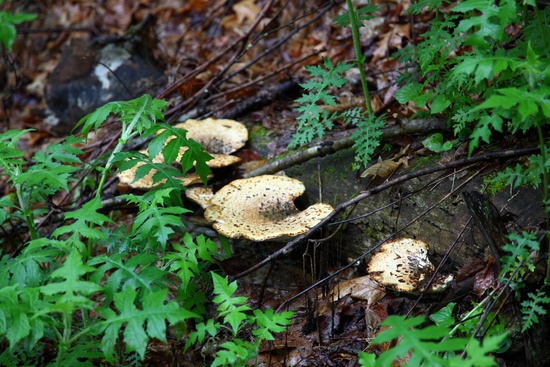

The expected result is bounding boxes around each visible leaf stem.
[13,170,39,241]
[94,99,147,199]
[346,0,374,115]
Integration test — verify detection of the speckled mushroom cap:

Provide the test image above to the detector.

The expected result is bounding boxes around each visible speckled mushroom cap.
[174,118,248,154]
[203,175,334,241]
[367,238,453,293]
[202,153,241,168]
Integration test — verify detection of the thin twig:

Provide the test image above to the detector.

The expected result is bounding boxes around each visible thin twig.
[203,48,324,105]
[160,0,277,111]
[243,117,447,178]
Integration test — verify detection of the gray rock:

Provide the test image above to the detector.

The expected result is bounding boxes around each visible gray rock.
[44,30,163,134]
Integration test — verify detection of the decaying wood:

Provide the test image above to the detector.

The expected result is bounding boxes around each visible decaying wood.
[231,146,540,280]
[277,168,483,312]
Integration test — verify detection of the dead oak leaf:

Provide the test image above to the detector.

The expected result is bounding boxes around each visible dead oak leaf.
[473,256,500,296]
[328,275,386,305]
[233,0,261,25]
[361,156,408,178]
[371,24,410,63]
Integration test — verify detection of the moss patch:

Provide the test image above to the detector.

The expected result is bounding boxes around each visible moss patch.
[249,124,269,138]
[483,172,508,195]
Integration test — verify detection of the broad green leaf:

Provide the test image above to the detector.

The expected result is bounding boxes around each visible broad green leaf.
[422,133,453,153]
[395,84,430,108]
[358,352,376,367]
[0,11,36,50]
[430,95,451,114]
[430,302,456,328]
[0,11,37,24]
[395,83,423,105]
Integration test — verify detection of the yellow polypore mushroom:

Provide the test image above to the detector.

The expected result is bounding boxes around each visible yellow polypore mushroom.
[204,175,334,241]
[175,118,248,154]
[160,118,247,168]
[367,238,453,293]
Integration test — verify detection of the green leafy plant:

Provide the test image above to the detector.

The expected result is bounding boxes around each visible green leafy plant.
[359,315,507,367]
[290,4,383,169]
[0,94,293,366]
[422,133,454,153]
[396,0,550,279]
[185,273,293,367]
[357,0,550,365]
[520,290,550,332]
[0,1,37,51]
[289,58,353,148]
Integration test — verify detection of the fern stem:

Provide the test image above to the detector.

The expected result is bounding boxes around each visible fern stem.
[95,99,148,199]
[346,0,374,115]
[14,175,39,241]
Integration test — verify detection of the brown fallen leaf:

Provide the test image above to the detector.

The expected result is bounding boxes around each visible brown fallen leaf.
[361,156,401,178]
[361,145,410,178]
[361,156,409,178]
[328,275,386,305]
[473,256,500,296]
[232,0,261,26]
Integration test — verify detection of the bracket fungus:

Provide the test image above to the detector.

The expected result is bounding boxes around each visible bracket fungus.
[203,175,334,241]
[167,118,248,168]
[175,118,248,154]
[367,238,454,293]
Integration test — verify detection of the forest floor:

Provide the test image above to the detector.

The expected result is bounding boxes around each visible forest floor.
[1,1,547,366]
